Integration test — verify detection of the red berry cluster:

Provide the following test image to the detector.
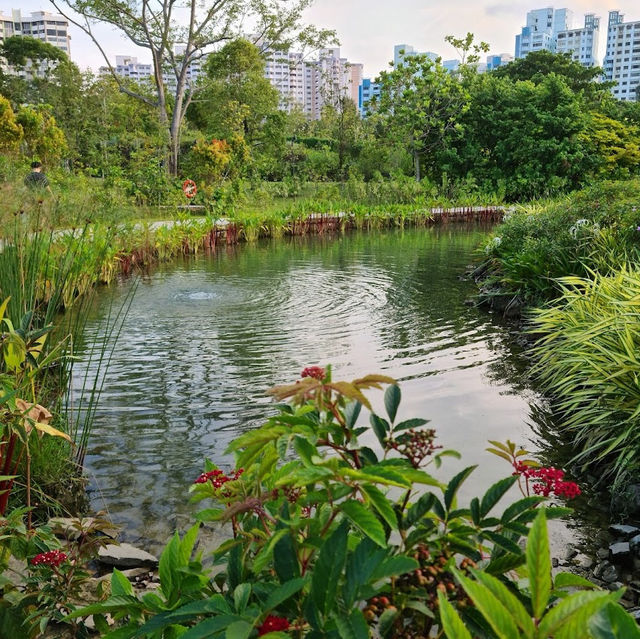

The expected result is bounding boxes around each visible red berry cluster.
[31,549,68,568]
[513,463,581,499]
[258,615,290,635]
[301,366,325,380]
[193,468,244,486]
[388,429,441,468]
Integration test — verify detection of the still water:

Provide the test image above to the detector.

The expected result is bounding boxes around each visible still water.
[80,226,541,549]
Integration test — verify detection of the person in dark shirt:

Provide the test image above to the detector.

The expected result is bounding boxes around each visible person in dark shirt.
[24,161,51,192]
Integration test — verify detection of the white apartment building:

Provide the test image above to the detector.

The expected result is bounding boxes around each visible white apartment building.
[263,45,361,119]
[263,47,306,112]
[99,49,203,91]
[0,9,71,77]
[604,10,640,102]
[555,13,600,67]
[515,7,573,57]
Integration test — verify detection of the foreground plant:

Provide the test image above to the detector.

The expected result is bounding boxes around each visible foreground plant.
[63,367,599,638]
[439,509,640,639]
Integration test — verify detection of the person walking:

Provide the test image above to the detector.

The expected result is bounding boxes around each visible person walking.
[24,161,52,193]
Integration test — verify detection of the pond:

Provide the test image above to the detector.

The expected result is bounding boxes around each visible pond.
[78,225,551,550]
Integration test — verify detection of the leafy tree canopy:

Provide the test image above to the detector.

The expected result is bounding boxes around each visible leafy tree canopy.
[1,36,66,68]
[492,50,610,99]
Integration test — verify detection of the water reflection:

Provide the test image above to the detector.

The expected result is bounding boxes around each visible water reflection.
[79,226,540,547]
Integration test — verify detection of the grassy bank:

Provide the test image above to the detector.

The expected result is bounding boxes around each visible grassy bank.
[478,178,640,496]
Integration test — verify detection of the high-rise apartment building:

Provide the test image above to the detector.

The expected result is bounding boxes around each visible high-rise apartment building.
[359,77,381,116]
[603,10,640,102]
[555,13,600,67]
[486,53,514,70]
[263,47,306,112]
[99,50,202,90]
[263,45,361,119]
[0,9,71,77]
[515,7,573,58]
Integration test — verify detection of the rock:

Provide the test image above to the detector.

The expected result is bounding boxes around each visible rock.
[630,534,640,553]
[594,561,613,579]
[610,542,632,563]
[608,581,625,592]
[573,553,594,570]
[98,543,158,568]
[596,548,610,560]
[564,546,578,561]
[609,524,640,540]
[601,564,620,583]
[120,567,151,580]
[612,485,640,517]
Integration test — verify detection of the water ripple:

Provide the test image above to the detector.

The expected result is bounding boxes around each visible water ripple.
[76,227,533,546]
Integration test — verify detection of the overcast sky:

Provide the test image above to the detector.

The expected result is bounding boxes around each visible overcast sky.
[7,0,640,78]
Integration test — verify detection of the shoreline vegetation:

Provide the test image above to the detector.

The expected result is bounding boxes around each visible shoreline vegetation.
[477,178,640,499]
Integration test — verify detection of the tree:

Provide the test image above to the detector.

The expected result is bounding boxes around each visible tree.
[0,36,66,72]
[16,105,68,163]
[0,95,23,154]
[448,73,589,200]
[188,39,279,145]
[491,50,611,102]
[375,54,469,181]
[50,0,335,176]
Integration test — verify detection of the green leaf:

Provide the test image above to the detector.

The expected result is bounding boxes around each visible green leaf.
[311,519,348,616]
[362,484,398,530]
[233,583,251,614]
[393,418,429,433]
[484,531,523,555]
[480,476,517,517]
[371,555,419,581]
[589,602,640,639]
[253,529,288,573]
[485,553,526,576]
[333,608,369,639]
[437,590,473,639]
[554,572,598,590]
[274,533,300,583]
[340,499,387,547]
[539,590,616,638]
[356,466,411,488]
[345,401,362,429]
[158,532,179,601]
[370,414,389,447]
[111,568,133,597]
[405,493,436,528]
[265,577,306,611]
[444,465,477,512]
[226,620,253,639]
[454,570,520,639]
[384,385,401,423]
[501,496,546,523]
[378,607,399,637]
[179,616,240,639]
[470,568,535,637]
[527,509,551,620]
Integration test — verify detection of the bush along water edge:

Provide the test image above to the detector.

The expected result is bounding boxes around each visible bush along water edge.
[0,367,620,638]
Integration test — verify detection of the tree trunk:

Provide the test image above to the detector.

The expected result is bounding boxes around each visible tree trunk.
[413,150,421,182]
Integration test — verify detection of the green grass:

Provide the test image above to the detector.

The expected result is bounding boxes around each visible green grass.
[529,266,640,488]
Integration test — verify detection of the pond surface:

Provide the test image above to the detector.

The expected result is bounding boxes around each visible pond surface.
[79,226,545,549]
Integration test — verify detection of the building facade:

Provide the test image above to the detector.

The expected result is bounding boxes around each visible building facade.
[515,7,573,58]
[0,9,71,77]
[486,53,514,70]
[555,13,600,67]
[262,45,362,119]
[603,10,640,102]
[99,50,202,91]
[359,77,381,116]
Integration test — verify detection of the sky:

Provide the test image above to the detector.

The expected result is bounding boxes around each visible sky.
[6,0,640,78]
